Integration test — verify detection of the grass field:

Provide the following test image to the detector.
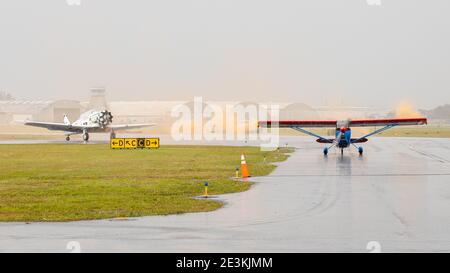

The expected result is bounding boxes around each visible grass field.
[0,144,292,222]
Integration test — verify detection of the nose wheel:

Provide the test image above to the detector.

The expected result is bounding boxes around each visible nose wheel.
[66,136,70,142]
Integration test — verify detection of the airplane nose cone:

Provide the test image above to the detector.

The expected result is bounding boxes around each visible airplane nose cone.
[340,127,347,133]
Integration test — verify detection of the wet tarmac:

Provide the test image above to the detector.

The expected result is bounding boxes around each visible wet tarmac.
[1,137,450,252]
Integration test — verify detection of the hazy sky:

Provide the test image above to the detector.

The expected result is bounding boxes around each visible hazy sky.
[0,0,449,109]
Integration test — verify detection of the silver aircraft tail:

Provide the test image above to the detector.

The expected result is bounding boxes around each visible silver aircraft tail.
[63,115,71,125]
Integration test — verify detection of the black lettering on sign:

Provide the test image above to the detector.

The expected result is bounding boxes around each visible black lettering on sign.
[137,138,145,148]
[144,138,160,149]
[110,138,126,149]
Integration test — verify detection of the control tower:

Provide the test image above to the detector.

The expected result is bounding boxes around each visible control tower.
[87,87,109,110]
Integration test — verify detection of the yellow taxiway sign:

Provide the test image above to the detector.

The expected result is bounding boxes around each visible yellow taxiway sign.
[110,138,160,149]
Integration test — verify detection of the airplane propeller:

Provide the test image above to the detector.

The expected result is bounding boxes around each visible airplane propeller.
[97,110,113,127]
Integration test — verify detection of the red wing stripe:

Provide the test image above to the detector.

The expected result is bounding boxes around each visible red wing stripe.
[258,118,427,128]
[258,120,337,128]
[350,118,427,127]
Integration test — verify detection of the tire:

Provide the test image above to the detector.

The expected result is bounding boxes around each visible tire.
[83,133,89,142]
[66,136,70,142]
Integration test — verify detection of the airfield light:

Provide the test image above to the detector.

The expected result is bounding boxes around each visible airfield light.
[203,182,209,198]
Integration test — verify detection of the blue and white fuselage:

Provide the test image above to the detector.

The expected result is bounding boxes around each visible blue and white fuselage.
[336,127,352,148]
[328,127,361,155]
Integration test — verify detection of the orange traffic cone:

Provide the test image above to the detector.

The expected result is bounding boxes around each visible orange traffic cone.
[240,154,250,178]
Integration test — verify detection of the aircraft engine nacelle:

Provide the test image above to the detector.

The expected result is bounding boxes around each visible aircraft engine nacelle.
[96,110,114,127]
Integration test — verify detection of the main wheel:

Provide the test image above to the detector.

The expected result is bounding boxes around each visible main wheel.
[358,147,364,155]
[110,132,116,139]
[83,133,89,142]
[323,147,328,156]
[66,136,70,142]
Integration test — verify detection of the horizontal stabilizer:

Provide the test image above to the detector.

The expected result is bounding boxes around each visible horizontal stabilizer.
[316,138,368,144]
[316,138,335,143]
[351,138,368,143]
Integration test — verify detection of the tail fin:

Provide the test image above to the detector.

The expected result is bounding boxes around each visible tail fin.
[63,115,71,125]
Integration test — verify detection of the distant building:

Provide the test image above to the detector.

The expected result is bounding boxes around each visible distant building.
[0,101,52,123]
[0,109,12,124]
[0,100,83,123]
[38,100,82,123]
[0,88,110,124]
[108,101,181,124]
[0,87,397,130]
[280,103,320,120]
[86,87,108,111]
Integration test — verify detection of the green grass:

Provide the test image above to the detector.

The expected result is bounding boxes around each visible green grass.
[0,145,292,222]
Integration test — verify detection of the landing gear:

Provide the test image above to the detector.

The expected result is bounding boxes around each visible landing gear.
[323,147,328,156]
[83,132,89,142]
[66,136,70,142]
[358,146,364,156]
[110,132,116,139]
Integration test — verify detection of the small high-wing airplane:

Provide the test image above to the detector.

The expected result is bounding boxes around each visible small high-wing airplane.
[23,110,155,142]
[258,117,427,155]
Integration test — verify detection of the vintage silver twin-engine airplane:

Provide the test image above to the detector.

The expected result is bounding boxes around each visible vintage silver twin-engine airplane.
[258,117,427,155]
[23,110,155,142]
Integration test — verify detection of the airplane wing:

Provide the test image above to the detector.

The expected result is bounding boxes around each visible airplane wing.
[258,117,427,144]
[258,118,427,128]
[258,120,337,128]
[108,123,156,130]
[23,120,155,132]
[258,120,335,143]
[349,118,427,127]
[22,121,87,132]
[350,117,427,143]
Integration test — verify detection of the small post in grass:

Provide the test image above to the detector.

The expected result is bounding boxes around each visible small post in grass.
[235,167,240,178]
[203,181,209,198]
